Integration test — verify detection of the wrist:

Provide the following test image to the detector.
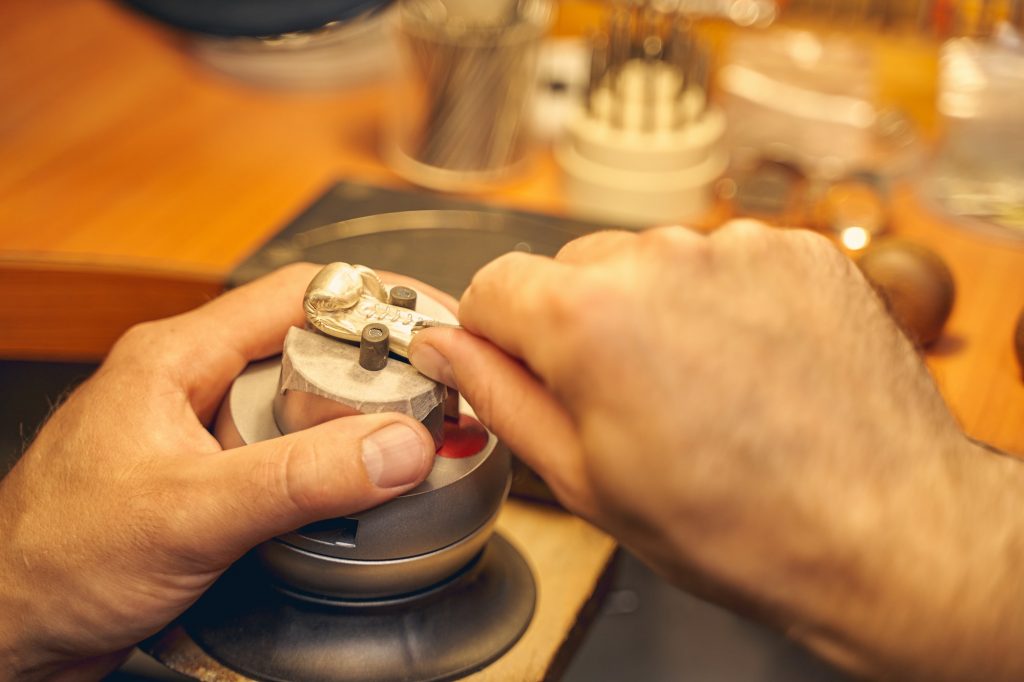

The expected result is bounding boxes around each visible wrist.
[0,599,124,682]
[0,479,67,680]
[936,438,1024,680]
[0,495,35,680]
[0,465,132,682]
[0,558,41,679]
[791,433,1024,681]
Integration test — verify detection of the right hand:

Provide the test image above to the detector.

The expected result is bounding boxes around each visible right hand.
[409,221,1024,682]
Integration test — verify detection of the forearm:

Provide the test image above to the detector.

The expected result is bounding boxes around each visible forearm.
[786,436,1024,681]
[633,430,1024,682]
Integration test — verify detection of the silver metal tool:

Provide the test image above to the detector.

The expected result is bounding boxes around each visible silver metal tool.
[386,0,553,190]
[217,267,508,601]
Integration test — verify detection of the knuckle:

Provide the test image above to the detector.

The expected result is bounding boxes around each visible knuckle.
[785,227,832,251]
[538,276,593,338]
[533,277,609,377]
[132,319,197,374]
[469,377,499,435]
[105,320,178,382]
[640,225,709,253]
[554,236,583,261]
[278,261,317,276]
[715,218,774,245]
[464,253,530,307]
[785,228,851,271]
[279,434,335,516]
[272,261,321,286]
[712,220,798,266]
[555,230,633,261]
[112,320,162,356]
[542,276,582,320]
[476,251,529,281]
[642,223,700,242]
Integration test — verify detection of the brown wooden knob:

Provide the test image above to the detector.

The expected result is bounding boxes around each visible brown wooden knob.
[856,239,955,347]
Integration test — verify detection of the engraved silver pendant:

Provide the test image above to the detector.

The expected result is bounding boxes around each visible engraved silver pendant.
[303,262,456,357]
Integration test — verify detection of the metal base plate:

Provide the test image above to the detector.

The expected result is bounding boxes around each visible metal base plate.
[175,533,535,682]
[229,185,596,507]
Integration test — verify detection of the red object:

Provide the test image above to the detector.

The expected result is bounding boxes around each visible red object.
[437,415,489,459]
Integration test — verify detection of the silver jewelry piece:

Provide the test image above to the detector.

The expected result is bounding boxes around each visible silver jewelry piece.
[303,262,459,357]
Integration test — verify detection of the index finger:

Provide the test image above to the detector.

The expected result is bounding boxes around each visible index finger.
[458,252,575,379]
[555,230,638,264]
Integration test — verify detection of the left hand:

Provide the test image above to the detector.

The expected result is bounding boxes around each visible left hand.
[0,264,441,680]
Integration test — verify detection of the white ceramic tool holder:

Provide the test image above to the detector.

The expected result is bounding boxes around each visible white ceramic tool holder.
[558,57,727,227]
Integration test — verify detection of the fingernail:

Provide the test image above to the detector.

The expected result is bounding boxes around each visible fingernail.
[362,424,431,488]
[409,342,457,389]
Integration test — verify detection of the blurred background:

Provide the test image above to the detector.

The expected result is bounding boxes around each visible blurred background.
[2,0,1023,680]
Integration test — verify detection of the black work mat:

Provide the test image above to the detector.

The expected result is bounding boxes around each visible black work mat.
[228,180,599,294]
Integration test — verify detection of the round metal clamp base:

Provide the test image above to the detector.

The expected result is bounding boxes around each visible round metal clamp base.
[172,533,535,682]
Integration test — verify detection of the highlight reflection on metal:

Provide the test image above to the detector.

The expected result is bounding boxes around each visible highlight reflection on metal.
[303,262,458,357]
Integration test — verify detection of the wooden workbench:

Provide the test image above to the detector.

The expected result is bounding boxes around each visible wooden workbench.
[0,1,1022,679]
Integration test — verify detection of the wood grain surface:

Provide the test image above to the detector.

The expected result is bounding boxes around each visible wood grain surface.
[0,0,570,360]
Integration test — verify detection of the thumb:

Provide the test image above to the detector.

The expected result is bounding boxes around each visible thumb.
[185,413,434,563]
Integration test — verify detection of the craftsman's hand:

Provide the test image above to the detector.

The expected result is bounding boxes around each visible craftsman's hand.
[410,221,1024,682]
[0,264,438,681]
